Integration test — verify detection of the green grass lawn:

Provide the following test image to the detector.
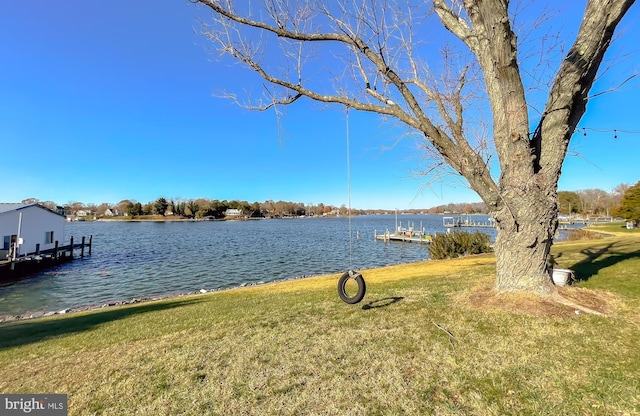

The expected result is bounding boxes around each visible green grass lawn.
[1,229,639,415]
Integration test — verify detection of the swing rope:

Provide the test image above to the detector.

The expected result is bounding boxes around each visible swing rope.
[346,108,353,271]
[337,107,366,305]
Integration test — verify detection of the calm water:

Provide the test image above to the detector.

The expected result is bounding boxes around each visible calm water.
[0,215,495,316]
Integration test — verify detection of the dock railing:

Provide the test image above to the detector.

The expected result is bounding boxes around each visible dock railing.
[443,216,495,229]
[1,235,92,273]
[27,235,93,260]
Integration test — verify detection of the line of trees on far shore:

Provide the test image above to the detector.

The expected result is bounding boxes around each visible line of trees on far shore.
[19,181,640,222]
[25,198,365,219]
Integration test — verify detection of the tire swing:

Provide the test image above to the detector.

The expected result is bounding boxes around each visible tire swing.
[337,109,366,304]
[337,270,366,304]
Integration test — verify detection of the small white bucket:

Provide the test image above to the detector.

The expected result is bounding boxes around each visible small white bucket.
[552,268,575,286]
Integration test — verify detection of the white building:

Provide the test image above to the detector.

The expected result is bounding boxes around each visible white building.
[0,203,66,259]
[104,208,119,217]
[224,208,243,217]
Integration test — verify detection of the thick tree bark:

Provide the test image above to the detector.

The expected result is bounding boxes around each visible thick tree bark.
[492,185,558,294]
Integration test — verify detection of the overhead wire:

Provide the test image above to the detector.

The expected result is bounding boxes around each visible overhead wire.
[576,127,640,139]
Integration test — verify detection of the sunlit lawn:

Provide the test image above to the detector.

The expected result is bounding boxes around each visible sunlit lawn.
[1,227,639,415]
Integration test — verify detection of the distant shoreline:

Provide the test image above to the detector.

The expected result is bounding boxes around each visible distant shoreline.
[82,215,347,222]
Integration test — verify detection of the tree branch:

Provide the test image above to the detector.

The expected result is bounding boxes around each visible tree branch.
[538,0,636,187]
[587,73,639,99]
[432,0,479,53]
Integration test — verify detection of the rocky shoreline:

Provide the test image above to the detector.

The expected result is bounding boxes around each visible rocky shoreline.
[0,290,206,323]
[0,274,319,324]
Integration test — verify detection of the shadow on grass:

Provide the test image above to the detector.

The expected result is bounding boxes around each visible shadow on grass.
[362,297,404,310]
[0,298,205,350]
[553,240,640,282]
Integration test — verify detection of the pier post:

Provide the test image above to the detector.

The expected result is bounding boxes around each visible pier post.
[81,236,86,257]
[89,235,92,255]
[54,241,59,260]
[69,236,74,259]
[36,243,40,255]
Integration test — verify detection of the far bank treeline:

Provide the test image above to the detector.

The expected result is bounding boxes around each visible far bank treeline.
[20,182,640,220]
[27,197,490,220]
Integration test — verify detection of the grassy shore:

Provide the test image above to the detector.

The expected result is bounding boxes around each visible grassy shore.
[1,225,639,415]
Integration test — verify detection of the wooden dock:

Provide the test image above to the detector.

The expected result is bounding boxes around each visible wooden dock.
[443,216,496,229]
[374,222,432,244]
[0,235,92,280]
[558,216,616,226]
[374,216,435,244]
[375,229,432,243]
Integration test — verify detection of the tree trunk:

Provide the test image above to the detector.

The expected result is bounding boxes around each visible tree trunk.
[492,184,558,294]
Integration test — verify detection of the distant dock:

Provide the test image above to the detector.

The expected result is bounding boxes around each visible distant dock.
[374,214,497,245]
[558,215,616,226]
[375,227,432,244]
[442,216,496,229]
[375,217,432,244]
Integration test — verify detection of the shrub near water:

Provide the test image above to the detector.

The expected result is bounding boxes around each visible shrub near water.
[429,230,492,260]
[564,228,604,241]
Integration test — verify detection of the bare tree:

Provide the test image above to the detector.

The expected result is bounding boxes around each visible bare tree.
[577,189,613,216]
[96,203,111,217]
[118,199,133,216]
[194,0,635,295]
[611,183,631,213]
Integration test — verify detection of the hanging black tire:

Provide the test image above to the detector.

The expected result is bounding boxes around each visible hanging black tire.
[337,270,366,304]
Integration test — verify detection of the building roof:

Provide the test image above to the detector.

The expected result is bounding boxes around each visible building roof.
[0,203,64,217]
[0,203,35,214]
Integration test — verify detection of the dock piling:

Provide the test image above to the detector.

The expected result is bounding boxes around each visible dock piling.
[1,235,94,281]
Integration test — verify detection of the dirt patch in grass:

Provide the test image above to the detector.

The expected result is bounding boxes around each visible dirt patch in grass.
[555,286,616,313]
[460,285,616,318]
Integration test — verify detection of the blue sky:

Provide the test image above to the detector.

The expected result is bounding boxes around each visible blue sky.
[1,1,639,210]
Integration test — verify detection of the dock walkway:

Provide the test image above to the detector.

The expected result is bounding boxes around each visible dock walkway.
[0,235,92,280]
[375,228,432,244]
[443,216,496,229]
[374,219,432,244]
